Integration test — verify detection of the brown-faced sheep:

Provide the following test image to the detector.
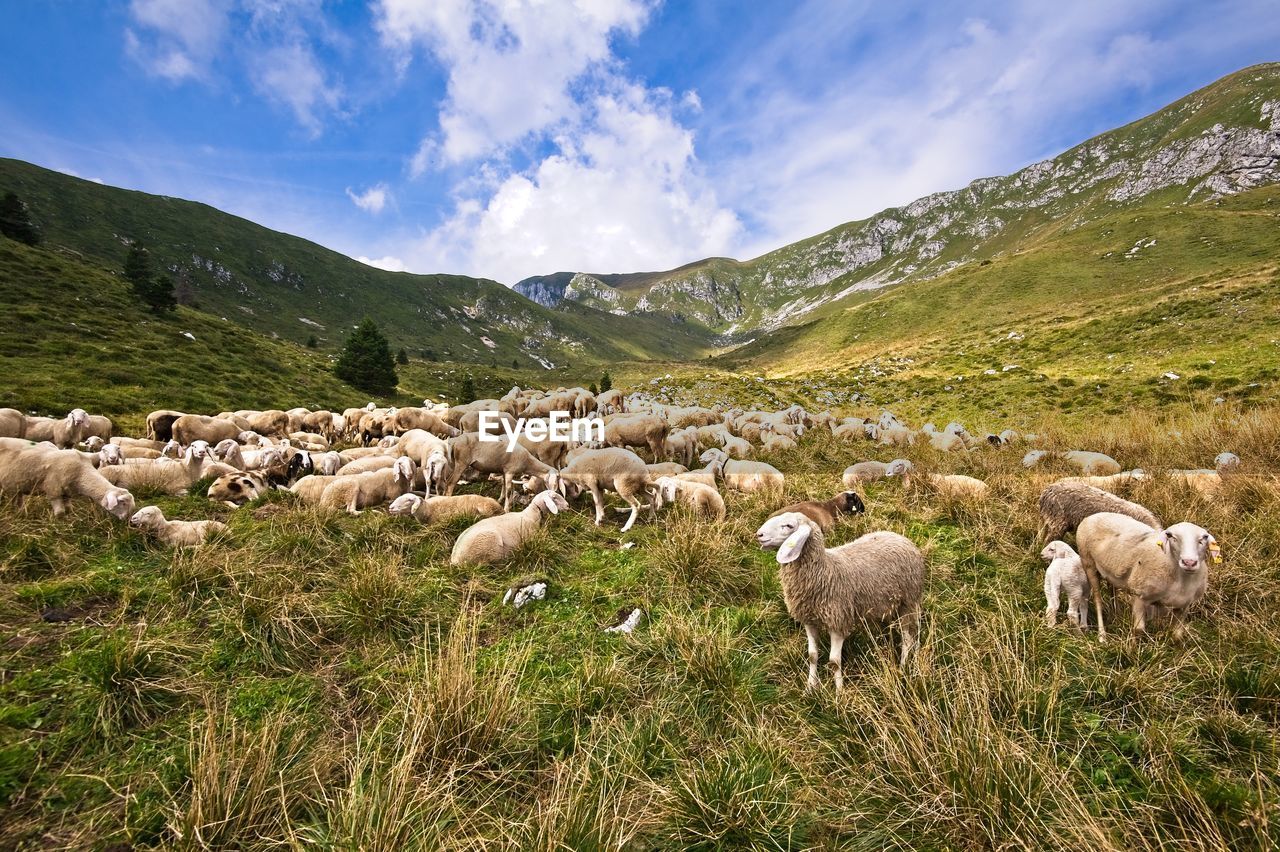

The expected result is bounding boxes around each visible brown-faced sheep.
[769,491,865,533]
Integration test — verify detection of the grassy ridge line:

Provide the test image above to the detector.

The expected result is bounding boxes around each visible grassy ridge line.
[1,407,1277,848]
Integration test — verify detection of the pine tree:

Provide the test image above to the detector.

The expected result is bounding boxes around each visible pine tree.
[600,371,612,393]
[122,241,176,313]
[305,335,319,349]
[334,316,398,394]
[0,192,40,245]
[511,358,519,369]
[396,347,410,365]
[589,382,599,395]
[459,374,477,403]
[147,273,178,314]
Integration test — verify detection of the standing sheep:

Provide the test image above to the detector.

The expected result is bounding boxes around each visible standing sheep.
[1041,540,1089,628]
[0,439,135,519]
[756,513,925,689]
[1076,512,1217,642]
[1037,480,1160,544]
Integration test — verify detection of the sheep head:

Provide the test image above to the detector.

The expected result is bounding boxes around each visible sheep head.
[1040,540,1074,561]
[534,490,569,515]
[1158,523,1218,572]
[101,488,136,521]
[129,506,165,530]
[388,493,421,516]
[756,512,813,564]
[67,408,89,427]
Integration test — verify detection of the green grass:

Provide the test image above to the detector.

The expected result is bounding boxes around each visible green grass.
[2,410,1278,849]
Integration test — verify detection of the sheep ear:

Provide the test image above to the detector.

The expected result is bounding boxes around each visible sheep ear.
[1207,535,1221,563]
[104,492,119,510]
[777,524,810,564]
[541,492,559,514]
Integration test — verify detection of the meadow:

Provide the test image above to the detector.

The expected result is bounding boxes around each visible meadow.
[2,402,1278,850]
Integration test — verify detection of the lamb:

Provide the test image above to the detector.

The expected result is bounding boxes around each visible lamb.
[884,459,989,498]
[756,513,925,689]
[171,414,242,446]
[1041,540,1089,628]
[311,451,343,476]
[1076,512,1217,642]
[129,506,227,547]
[0,439,135,519]
[319,456,416,514]
[700,448,784,495]
[450,490,569,565]
[388,493,504,523]
[653,476,726,520]
[213,439,282,471]
[559,447,656,532]
[1037,480,1161,543]
[769,491,865,533]
[1063,451,1122,476]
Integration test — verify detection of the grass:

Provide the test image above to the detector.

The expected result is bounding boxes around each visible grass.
[2,404,1278,849]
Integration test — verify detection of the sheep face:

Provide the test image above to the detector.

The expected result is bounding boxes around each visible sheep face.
[837,491,866,514]
[83,436,105,452]
[655,476,678,503]
[535,490,569,514]
[884,459,913,477]
[101,488,135,521]
[393,457,416,484]
[1215,452,1240,470]
[162,440,181,458]
[99,444,123,466]
[1160,523,1217,573]
[67,408,89,427]
[129,506,165,530]
[1040,540,1074,561]
[214,439,239,459]
[756,512,813,564]
[388,493,421,516]
[699,448,726,465]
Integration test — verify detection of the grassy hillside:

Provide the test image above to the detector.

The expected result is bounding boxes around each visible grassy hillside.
[0,158,715,366]
[1,407,1277,849]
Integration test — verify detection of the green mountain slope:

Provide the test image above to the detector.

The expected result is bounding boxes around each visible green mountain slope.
[0,158,715,367]
[522,63,1280,335]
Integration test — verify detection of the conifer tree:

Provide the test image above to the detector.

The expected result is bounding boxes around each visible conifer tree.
[335,317,398,393]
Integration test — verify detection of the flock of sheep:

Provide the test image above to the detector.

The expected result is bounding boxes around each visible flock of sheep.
[0,389,1232,689]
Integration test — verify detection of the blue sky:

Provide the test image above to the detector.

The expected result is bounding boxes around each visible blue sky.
[1,1,1277,286]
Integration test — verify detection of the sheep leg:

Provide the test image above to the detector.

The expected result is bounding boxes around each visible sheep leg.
[803,624,821,691]
[620,497,640,533]
[1084,562,1107,643]
[827,631,845,691]
[1171,609,1190,642]
[1130,595,1148,636]
[1045,581,1060,628]
[590,484,605,525]
[897,608,921,667]
[501,473,513,511]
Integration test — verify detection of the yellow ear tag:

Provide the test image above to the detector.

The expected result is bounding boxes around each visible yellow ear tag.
[1208,542,1221,564]
[1156,538,1164,549]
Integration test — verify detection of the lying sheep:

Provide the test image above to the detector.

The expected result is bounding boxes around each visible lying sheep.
[320,457,416,514]
[0,438,135,519]
[769,491,865,533]
[288,474,337,505]
[101,442,236,495]
[700,448,784,495]
[450,490,569,565]
[756,513,925,689]
[129,506,226,547]
[0,408,24,439]
[1037,480,1160,543]
[1076,512,1217,642]
[654,476,726,520]
[1041,540,1088,628]
[885,459,988,498]
[388,493,503,523]
[1062,470,1148,493]
[1063,450,1121,476]
[208,472,267,505]
[842,459,899,486]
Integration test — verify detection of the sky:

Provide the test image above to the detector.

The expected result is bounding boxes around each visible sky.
[1,1,1277,286]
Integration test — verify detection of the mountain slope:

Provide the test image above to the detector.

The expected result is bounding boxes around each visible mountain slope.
[0,159,716,367]
[522,63,1280,335]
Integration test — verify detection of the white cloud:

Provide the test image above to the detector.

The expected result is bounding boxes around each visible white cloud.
[374,0,653,164]
[406,84,741,284]
[124,0,229,81]
[249,43,342,136]
[356,255,407,272]
[56,168,105,184]
[346,183,392,214]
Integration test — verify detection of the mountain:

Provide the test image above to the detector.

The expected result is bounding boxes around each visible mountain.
[522,63,1280,336]
[0,158,716,367]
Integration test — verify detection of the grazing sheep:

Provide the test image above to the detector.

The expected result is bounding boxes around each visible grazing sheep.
[390,406,459,438]
[560,447,655,532]
[0,439,135,519]
[842,460,895,486]
[207,472,266,505]
[885,459,989,499]
[320,457,416,514]
[129,506,226,547]
[1063,451,1121,476]
[654,475,727,520]
[444,433,558,510]
[171,414,242,446]
[769,491,865,533]
[388,493,504,523]
[700,448,784,495]
[1037,480,1160,543]
[450,490,569,565]
[1041,540,1089,628]
[1076,512,1217,642]
[0,408,25,439]
[603,414,668,459]
[756,513,925,689]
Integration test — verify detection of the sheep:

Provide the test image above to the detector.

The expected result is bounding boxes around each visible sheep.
[700,448,784,495]
[559,447,656,532]
[450,490,569,565]
[1063,451,1121,476]
[720,434,753,459]
[0,408,25,439]
[129,506,227,547]
[101,442,235,495]
[761,434,797,453]
[84,414,113,443]
[207,472,267,505]
[653,476,726,520]
[390,407,459,438]
[302,410,337,440]
[443,433,558,510]
[319,457,416,514]
[1165,469,1225,498]
[879,425,917,448]
[603,414,668,459]
[23,409,90,448]
[0,439,135,519]
[213,439,282,471]
[146,410,186,442]
[172,414,241,446]
[337,455,399,476]
[646,462,687,478]
[1062,470,1149,493]
[884,459,989,499]
[388,493,504,523]
[842,460,895,486]
[311,451,343,476]
[928,430,968,452]
[1076,512,1217,642]
[1214,452,1240,471]
[663,426,700,467]
[756,513,925,689]
[1037,480,1160,543]
[1023,449,1050,468]
[288,474,337,505]
[1041,540,1089,628]
[769,491,865,533]
[245,410,289,437]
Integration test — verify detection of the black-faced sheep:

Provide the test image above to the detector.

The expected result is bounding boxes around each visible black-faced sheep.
[769,491,865,533]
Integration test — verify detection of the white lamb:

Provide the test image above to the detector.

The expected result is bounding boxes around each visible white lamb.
[1040,540,1089,629]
